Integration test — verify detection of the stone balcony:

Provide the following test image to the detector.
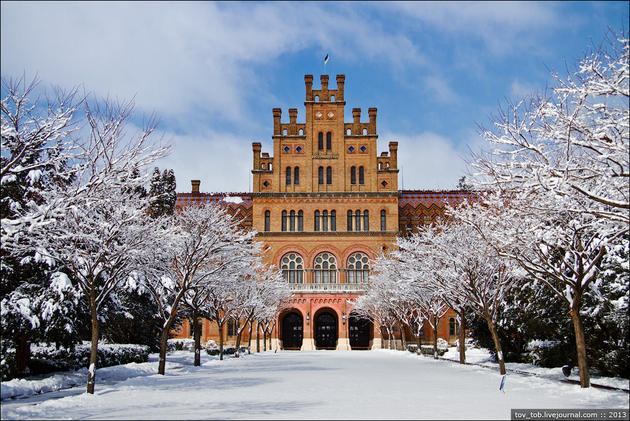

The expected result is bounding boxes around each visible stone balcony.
[288,282,368,293]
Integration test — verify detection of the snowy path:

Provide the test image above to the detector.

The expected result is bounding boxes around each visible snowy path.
[2,350,628,420]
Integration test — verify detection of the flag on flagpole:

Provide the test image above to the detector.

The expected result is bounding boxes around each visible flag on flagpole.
[324,54,329,64]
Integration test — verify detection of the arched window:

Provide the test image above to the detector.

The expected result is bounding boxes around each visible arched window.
[326,132,332,150]
[314,253,337,284]
[282,210,287,232]
[363,210,369,231]
[326,166,332,185]
[346,128,351,135]
[286,167,291,185]
[331,210,336,231]
[347,252,370,283]
[314,210,320,231]
[449,318,457,336]
[281,253,303,284]
[359,166,365,185]
[355,210,361,231]
[350,166,356,185]
[347,210,353,231]
[289,210,296,232]
[322,210,328,232]
[294,167,300,185]
[298,210,303,232]
[264,210,270,232]
[318,166,324,185]
[318,132,324,150]
[380,209,386,231]
[362,128,367,135]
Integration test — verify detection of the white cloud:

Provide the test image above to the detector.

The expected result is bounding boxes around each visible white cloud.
[385,1,563,55]
[382,131,477,190]
[0,2,425,126]
[153,129,252,194]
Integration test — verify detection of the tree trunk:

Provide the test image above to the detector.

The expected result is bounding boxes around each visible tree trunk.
[386,326,392,349]
[486,318,506,375]
[158,289,186,375]
[234,329,243,358]
[571,306,590,388]
[256,321,260,352]
[432,315,439,360]
[263,326,267,352]
[193,315,201,367]
[247,319,254,354]
[87,288,99,394]
[458,309,466,365]
[217,321,224,361]
[15,335,31,378]
[416,325,422,356]
[399,322,407,351]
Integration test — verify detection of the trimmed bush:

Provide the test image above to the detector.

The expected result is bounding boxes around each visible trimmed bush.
[167,338,195,352]
[1,342,149,380]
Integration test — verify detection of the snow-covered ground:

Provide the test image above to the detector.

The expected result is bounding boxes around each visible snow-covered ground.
[2,349,628,420]
[442,347,630,391]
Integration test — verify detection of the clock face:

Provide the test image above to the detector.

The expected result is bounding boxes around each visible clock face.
[327,111,335,118]
[315,112,323,119]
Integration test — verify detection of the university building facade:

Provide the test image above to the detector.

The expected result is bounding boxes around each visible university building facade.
[174,75,470,350]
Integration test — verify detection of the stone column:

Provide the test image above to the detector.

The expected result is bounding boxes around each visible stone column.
[336,300,351,350]
[301,299,315,350]
[371,320,382,350]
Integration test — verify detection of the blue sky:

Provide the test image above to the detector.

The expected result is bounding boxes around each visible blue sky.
[2,1,628,192]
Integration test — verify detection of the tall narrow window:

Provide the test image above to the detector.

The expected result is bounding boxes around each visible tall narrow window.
[326,166,332,185]
[359,166,365,185]
[380,209,386,231]
[326,132,332,150]
[331,210,336,231]
[298,210,303,232]
[318,166,324,185]
[286,167,291,185]
[322,210,328,232]
[290,210,296,232]
[347,210,353,231]
[350,166,356,184]
[294,167,300,185]
[314,210,320,231]
[264,210,270,232]
[363,210,369,232]
[355,210,361,231]
[318,132,324,150]
[282,210,287,232]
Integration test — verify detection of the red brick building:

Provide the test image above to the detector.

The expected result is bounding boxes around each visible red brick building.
[173,75,470,350]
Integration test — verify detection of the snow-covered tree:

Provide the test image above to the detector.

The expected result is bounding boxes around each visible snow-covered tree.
[148,167,177,218]
[472,30,629,230]
[397,212,521,373]
[1,78,86,377]
[8,95,167,394]
[468,28,628,388]
[143,202,255,374]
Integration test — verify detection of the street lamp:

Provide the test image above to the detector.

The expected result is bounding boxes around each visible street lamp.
[306,312,310,325]
[342,312,346,325]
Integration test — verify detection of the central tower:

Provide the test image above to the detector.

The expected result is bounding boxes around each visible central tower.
[251,74,399,351]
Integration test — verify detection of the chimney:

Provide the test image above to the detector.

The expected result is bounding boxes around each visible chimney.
[352,108,361,124]
[305,75,313,101]
[336,74,345,101]
[191,180,200,194]
[368,107,377,134]
[272,108,282,135]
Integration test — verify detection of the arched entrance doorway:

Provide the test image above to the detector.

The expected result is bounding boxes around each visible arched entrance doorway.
[349,316,372,349]
[315,311,338,349]
[281,312,303,349]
